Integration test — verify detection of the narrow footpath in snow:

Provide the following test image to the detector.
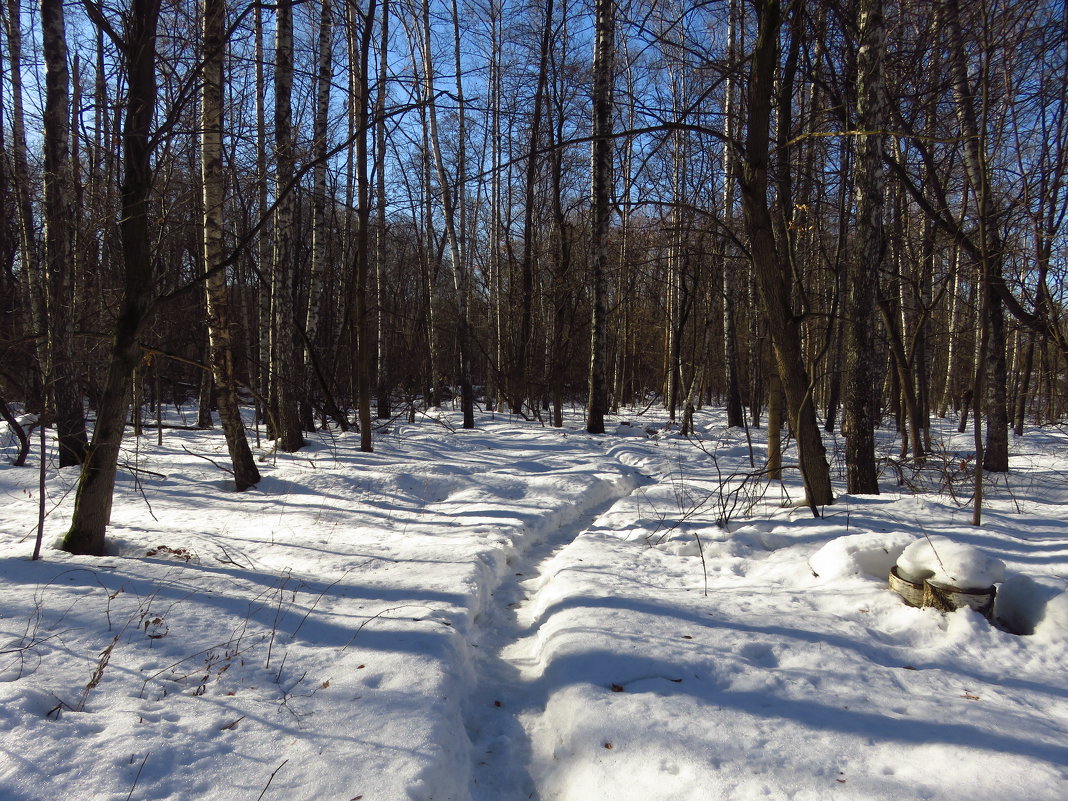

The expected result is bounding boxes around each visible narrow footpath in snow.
[463,479,645,801]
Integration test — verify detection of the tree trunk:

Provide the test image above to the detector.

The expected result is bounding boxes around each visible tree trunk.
[941,0,1008,472]
[447,0,474,429]
[876,288,925,460]
[721,0,745,430]
[548,20,574,430]
[63,0,163,556]
[374,0,391,420]
[586,0,614,434]
[254,3,271,438]
[766,353,782,481]
[41,0,88,467]
[270,0,305,452]
[350,0,378,450]
[4,0,47,413]
[486,0,504,412]
[420,0,474,429]
[306,0,333,397]
[738,0,832,510]
[843,0,885,494]
[512,0,555,414]
[202,0,260,490]
[1013,332,1035,435]
[0,396,30,467]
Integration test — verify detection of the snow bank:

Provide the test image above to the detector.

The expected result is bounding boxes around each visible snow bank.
[994,575,1068,640]
[3,410,1068,801]
[808,531,916,581]
[895,535,1004,589]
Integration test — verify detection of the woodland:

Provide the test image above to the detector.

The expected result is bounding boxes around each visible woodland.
[1,0,1066,554]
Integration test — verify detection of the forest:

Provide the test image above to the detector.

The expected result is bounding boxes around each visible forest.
[1,0,1066,554]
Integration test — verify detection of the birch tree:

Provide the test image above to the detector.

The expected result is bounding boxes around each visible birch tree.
[418,0,474,428]
[41,0,89,466]
[586,0,614,434]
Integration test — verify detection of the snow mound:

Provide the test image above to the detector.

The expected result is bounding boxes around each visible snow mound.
[895,536,1004,589]
[994,575,1068,640]
[612,421,648,438]
[652,525,731,558]
[1035,593,1068,642]
[808,531,916,581]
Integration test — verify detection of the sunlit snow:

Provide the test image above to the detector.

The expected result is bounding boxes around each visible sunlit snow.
[1,407,1066,801]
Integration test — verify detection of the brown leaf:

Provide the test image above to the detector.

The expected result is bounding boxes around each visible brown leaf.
[610,683,625,693]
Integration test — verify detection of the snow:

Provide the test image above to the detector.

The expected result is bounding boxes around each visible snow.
[895,535,1006,589]
[994,575,1068,641]
[809,531,916,581]
[2,409,1067,801]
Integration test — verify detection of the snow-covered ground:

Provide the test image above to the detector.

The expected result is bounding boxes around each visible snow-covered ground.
[1,406,1066,801]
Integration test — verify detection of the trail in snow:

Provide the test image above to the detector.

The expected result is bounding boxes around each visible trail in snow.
[463,479,646,801]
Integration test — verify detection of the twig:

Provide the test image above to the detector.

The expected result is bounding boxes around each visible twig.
[117,461,167,479]
[290,571,351,640]
[265,572,292,671]
[138,635,247,698]
[33,423,45,560]
[256,760,289,801]
[213,543,254,570]
[693,531,709,597]
[181,445,234,476]
[416,407,457,433]
[342,605,432,650]
[125,753,150,801]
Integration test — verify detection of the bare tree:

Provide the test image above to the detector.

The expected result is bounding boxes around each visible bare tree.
[63,0,164,555]
[586,0,614,434]
[4,0,46,412]
[201,0,260,490]
[418,0,474,428]
[41,0,89,466]
[269,0,305,452]
[738,0,833,510]
[842,0,885,493]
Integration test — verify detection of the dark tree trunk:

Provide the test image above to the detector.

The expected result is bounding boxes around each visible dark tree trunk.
[942,0,1009,472]
[738,0,832,510]
[0,396,30,467]
[202,0,260,490]
[270,0,305,453]
[353,0,378,450]
[586,0,614,434]
[41,0,88,467]
[842,0,885,494]
[983,291,1009,470]
[374,0,391,421]
[1013,333,1035,436]
[63,0,163,556]
[512,0,555,414]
